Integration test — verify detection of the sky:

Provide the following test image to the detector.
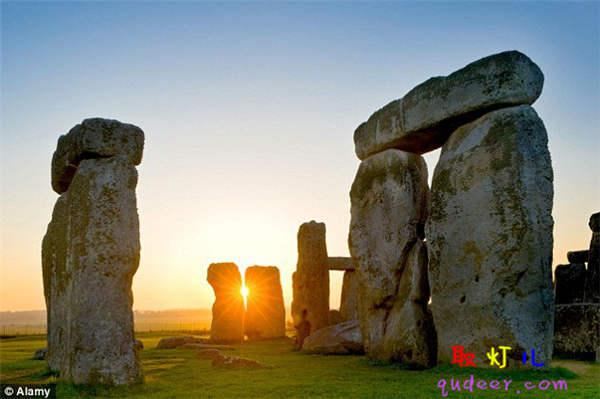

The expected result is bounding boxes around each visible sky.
[1,1,599,312]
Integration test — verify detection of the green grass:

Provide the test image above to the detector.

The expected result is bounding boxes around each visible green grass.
[1,332,599,398]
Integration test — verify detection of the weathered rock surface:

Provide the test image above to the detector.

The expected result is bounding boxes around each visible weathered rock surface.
[292,221,329,332]
[303,320,363,355]
[207,263,245,343]
[244,266,285,339]
[51,118,144,194]
[328,257,355,271]
[554,304,599,360]
[41,195,68,373]
[349,149,435,366]
[42,155,143,384]
[156,336,205,349]
[354,51,544,159]
[555,264,586,304]
[339,270,360,321]
[586,212,600,302]
[427,105,554,367]
[567,250,589,264]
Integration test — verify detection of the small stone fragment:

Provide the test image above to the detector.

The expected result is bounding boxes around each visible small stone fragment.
[302,320,363,355]
[156,336,204,349]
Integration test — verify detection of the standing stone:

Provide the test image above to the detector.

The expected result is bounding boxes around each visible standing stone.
[51,118,144,194]
[207,263,245,343]
[586,212,600,302]
[42,119,143,385]
[41,196,68,373]
[354,51,544,158]
[567,250,589,264]
[555,264,586,304]
[554,304,600,360]
[339,270,360,321]
[244,266,285,339]
[349,149,435,366]
[291,221,329,332]
[427,105,554,367]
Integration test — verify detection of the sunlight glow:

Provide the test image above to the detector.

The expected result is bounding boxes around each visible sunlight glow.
[241,285,250,304]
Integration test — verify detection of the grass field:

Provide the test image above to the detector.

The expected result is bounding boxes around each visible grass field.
[1,332,598,398]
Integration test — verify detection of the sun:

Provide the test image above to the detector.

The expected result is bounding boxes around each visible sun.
[241,285,249,302]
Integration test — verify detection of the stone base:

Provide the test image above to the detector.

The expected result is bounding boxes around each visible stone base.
[554,303,600,361]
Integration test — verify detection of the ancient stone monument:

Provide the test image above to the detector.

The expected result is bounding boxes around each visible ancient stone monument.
[339,269,359,321]
[349,150,435,367]
[207,262,245,343]
[42,118,144,384]
[292,221,330,331]
[349,50,554,368]
[244,265,286,339]
[554,212,600,361]
[328,257,359,322]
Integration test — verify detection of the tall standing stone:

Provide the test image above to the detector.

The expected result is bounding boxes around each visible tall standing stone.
[291,221,330,332]
[586,213,600,302]
[42,118,144,384]
[339,270,359,321]
[427,105,554,366]
[349,149,435,366]
[244,266,285,339]
[207,263,245,343]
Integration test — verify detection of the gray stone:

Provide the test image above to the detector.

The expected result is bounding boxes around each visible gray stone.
[567,250,589,264]
[554,304,599,360]
[207,263,245,343]
[555,264,586,304]
[33,348,47,360]
[42,157,143,384]
[51,118,144,194]
[586,212,600,302]
[302,320,363,355]
[292,221,330,332]
[354,51,543,159]
[212,355,270,369]
[349,149,434,366]
[156,336,204,349]
[328,257,355,271]
[244,266,285,339]
[41,195,68,373]
[339,270,359,321]
[427,105,554,367]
